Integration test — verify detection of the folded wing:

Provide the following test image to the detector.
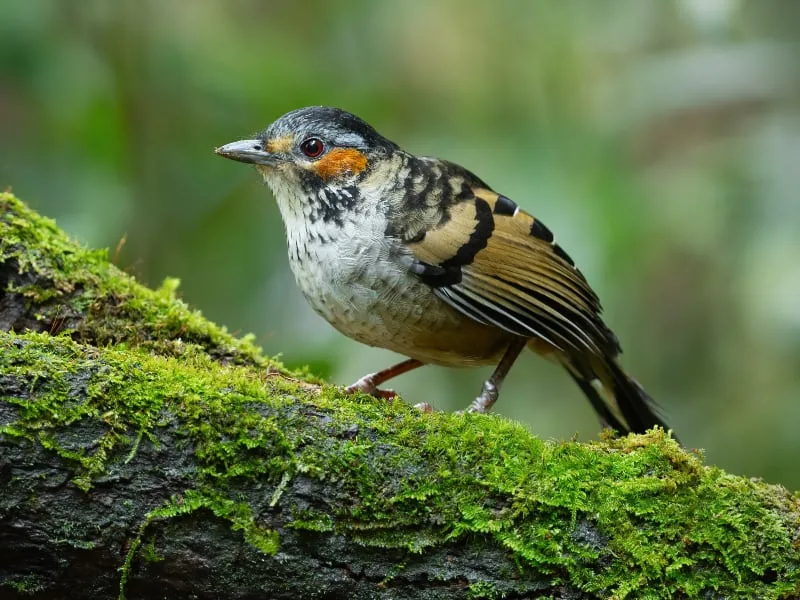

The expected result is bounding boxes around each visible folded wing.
[407,188,619,359]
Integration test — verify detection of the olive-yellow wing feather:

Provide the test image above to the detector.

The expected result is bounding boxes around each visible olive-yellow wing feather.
[407,189,619,358]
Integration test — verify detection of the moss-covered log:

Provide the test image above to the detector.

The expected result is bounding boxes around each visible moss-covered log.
[1,192,799,599]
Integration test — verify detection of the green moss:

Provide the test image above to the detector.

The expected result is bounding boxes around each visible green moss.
[1,324,301,598]
[2,331,799,598]
[467,581,499,599]
[141,536,164,564]
[117,490,279,598]
[0,192,280,370]
[3,194,800,598]
[2,573,49,595]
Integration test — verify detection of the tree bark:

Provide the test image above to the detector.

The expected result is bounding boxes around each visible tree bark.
[1,192,799,600]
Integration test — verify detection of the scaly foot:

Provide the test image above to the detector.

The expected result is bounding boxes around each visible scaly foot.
[467,380,498,413]
[345,374,397,400]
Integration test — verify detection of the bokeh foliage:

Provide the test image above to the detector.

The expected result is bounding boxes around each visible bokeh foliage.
[1,0,799,487]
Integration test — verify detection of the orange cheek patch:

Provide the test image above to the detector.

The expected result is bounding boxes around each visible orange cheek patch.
[313,148,368,179]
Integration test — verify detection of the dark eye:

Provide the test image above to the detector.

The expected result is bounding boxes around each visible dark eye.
[300,137,324,158]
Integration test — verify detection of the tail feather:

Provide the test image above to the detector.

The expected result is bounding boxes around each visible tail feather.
[565,370,629,433]
[605,359,672,436]
[564,356,676,440]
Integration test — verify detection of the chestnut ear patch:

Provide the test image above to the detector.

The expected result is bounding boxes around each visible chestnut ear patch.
[313,148,368,179]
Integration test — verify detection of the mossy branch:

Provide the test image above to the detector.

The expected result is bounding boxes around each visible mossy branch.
[1,192,799,600]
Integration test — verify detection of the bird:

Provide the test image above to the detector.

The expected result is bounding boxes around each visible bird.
[215,106,672,436]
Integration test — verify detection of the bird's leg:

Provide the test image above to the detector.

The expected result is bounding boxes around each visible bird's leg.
[345,358,424,400]
[468,338,527,413]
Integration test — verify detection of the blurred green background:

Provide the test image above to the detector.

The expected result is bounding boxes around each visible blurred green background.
[2,0,799,487]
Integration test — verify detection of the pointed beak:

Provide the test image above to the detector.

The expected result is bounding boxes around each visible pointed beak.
[214,139,278,166]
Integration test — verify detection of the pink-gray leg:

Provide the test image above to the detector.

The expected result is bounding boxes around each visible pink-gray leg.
[468,338,526,413]
[345,358,424,399]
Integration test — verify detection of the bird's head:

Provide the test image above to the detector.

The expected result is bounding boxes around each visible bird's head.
[216,106,401,222]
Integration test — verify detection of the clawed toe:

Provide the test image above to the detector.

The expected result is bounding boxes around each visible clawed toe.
[467,380,498,413]
[345,377,397,400]
[343,359,425,403]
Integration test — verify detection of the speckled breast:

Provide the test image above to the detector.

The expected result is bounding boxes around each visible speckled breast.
[285,225,510,367]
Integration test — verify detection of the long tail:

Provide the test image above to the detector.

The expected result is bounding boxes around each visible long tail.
[564,355,676,440]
